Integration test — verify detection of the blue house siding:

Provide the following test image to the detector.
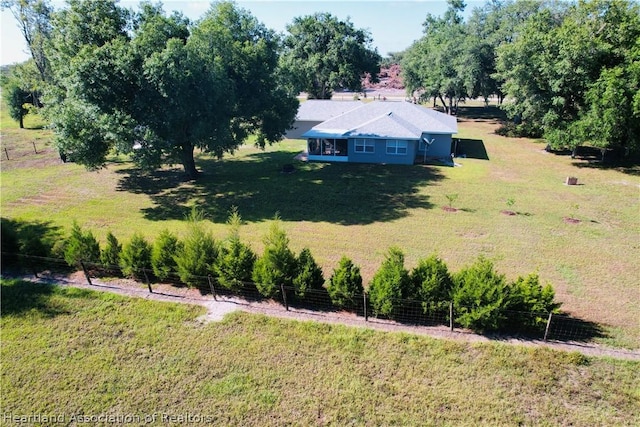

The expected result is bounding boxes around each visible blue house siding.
[417,133,453,159]
[348,138,417,165]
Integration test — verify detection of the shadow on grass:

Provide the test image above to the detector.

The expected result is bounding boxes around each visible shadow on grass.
[546,145,640,176]
[0,279,71,318]
[456,105,507,122]
[1,218,66,274]
[116,150,445,224]
[455,138,489,160]
[545,314,609,343]
[570,159,640,176]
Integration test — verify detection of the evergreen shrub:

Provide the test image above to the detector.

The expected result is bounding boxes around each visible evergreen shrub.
[368,247,411,317]
[119,233,152,279]
[327,256,363,309]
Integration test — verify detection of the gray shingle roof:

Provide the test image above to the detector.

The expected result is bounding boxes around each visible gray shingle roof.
[296,100,364,121]
[303,101,458,139]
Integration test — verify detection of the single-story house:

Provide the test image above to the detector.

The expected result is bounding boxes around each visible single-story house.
[285,100,364,139]
[301,101,458,165]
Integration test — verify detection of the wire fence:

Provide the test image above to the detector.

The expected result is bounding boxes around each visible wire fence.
[2,252,607,344]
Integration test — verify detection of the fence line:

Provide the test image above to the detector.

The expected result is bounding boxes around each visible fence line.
[2,252,605,343]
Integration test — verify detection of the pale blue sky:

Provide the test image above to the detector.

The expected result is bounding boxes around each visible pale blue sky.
[1,0,484,66]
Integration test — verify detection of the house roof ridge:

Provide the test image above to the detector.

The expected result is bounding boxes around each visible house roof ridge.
[345,110,394,134]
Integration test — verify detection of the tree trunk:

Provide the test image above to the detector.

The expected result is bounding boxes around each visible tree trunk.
[438,95,448,114]
[19,113,24,129]
[181,143,199,180]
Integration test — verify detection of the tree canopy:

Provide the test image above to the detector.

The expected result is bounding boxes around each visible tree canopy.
[402,0,640,156]
[281,12,380,99]
[42,0,298,178]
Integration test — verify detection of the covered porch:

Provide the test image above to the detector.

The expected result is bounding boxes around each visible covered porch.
[307,137,349,162]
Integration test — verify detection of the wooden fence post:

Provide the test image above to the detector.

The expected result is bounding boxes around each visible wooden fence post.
[4,147,9,160]
[543,312,553,341]
[143,269,153,293]
[363,293,368,322]
[32,141,37,154]
[281,284,289,311]
[208,275,217,301]
[80,261,93,285]
[449,302,454,332]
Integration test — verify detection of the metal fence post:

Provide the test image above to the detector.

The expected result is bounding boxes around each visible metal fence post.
[281,284,289,311]
[208,275,217,301]
[449,302,454,332]
[80,261,93,285]
[543,312,553,341]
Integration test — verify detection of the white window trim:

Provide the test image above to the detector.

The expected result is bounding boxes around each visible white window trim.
[354,139,375,154]
[386,140,408,155]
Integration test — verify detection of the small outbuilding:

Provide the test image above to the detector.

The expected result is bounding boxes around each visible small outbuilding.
[300,100,458,165]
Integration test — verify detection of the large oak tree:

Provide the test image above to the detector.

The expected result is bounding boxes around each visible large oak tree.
[45,1,298,179]
[281,12,380,99]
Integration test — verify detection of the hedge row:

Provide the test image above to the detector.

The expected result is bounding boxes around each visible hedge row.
[1,211,561,333]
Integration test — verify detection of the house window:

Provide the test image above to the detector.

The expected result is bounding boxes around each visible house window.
[354,139,374,153]
[386,140,408,155]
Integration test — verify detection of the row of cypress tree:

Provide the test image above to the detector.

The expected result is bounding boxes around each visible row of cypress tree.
[45,209,561,333]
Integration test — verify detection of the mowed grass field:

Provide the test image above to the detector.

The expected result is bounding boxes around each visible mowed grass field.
[2,278,639,426]
[1,103,639,348]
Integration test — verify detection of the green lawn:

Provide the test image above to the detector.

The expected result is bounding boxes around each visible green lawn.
[2,279,639,426]
[1,104,639,348]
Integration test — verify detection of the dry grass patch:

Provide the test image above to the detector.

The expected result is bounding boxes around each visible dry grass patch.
[2,279,639,426]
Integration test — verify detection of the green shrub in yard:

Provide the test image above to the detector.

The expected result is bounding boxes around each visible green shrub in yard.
[293,247,324,298]
[411,254,453,314]
[506,273,561,332]
[174,208,218,288]
[368,247,412,317]
[64,222,100,267]
[119,233,152,280]
[215,208,256,292]
[151,229,181,281]
[452,256,509,332]
[327,256,363,308]
[252,215,297,297]
[100,231,122,269]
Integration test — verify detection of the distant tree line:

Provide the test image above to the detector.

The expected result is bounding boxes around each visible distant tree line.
[402,0,640,156]
[2,210,561,334]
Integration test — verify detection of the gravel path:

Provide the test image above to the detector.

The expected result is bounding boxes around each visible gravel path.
[17,272,640,362]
